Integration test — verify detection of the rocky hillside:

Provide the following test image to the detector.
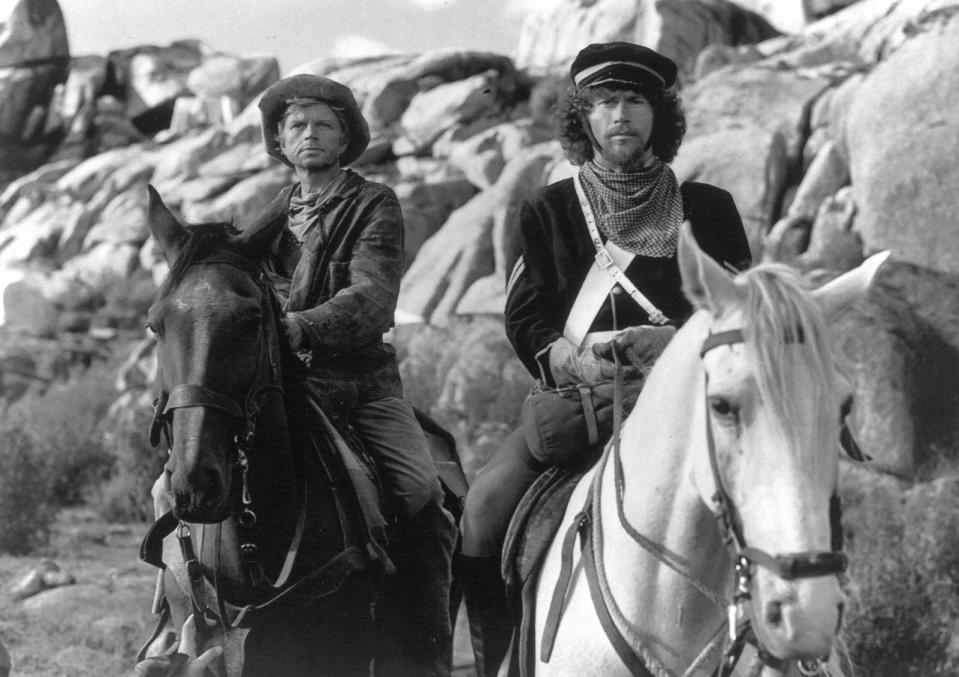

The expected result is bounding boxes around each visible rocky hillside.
[1,0,958,479]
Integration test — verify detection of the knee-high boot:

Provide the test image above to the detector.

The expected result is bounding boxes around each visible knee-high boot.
[375,501,456,677]
[459,555,513,677]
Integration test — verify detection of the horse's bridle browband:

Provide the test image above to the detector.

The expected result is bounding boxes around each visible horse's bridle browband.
[700,328,847,677]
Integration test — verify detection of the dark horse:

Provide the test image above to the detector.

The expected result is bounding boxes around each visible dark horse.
[137,186,465,677]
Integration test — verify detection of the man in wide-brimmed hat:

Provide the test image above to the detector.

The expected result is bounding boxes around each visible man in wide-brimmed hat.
[249,73,455,676]
[457,42,753,675]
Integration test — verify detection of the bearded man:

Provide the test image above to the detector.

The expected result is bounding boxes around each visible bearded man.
[458,42,753,676]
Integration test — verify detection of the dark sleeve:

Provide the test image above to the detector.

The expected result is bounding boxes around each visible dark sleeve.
[291,187,404,353]
[504,199,565,380]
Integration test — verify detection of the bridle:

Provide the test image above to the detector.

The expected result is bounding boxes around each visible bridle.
[540,325,848,677]
[146,249,316,628]
[700,329,847,677]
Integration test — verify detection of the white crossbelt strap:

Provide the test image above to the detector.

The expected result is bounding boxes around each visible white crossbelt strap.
[564,174,669,346]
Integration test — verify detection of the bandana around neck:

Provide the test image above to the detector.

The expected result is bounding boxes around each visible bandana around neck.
[286,171,345,241]
[578,158,684,257]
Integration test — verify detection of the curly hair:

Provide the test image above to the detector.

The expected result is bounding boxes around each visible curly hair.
[556,84,686,165]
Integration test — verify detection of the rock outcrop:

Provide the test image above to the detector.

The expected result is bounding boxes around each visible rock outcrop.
[0,0,70,179]
[2,0,959,479]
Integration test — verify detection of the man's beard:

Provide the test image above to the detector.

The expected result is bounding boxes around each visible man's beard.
[595,136,649,172]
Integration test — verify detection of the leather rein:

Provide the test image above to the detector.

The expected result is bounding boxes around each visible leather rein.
[143,250,345,629]
[541,327,848,677]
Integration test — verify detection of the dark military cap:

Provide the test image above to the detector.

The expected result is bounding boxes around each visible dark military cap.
[258,74,370,167]
[570,42,677,91]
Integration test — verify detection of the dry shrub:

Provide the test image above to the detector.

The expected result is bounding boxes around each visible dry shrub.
[0,427,56,553]
[95,390,165,522]
[842,473,959,676]
[4,360,117,507]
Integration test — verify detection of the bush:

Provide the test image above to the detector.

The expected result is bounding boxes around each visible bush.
[5,360,117,505]
[95,390,166,522]
[842,474,959,676]
[0,427,56,553]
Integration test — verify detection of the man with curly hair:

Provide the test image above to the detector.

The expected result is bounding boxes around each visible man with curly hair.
[458,42,752,676]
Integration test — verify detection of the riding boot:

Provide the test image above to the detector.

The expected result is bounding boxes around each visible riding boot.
[459,554,513,677]
[376,501,456,677]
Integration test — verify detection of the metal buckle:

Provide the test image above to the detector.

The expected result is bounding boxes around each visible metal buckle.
[595,248,615,269]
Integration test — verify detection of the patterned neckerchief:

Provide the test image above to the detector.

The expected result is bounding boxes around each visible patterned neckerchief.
[578,158,684,257]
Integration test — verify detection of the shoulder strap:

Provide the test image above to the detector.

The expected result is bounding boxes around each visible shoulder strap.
[564,175,669,346]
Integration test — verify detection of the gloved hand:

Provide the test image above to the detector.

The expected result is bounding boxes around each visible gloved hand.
[592,325,677,373]
[547,336,638,386]
[281,314,306,351]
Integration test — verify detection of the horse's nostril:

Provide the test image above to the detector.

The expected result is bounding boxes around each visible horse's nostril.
[765,600,783,627]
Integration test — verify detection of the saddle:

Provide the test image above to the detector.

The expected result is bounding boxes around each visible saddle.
[501,449,602,675]
[137,403,467,668]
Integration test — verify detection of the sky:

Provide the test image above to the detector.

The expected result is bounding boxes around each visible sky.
[57,0,560,74]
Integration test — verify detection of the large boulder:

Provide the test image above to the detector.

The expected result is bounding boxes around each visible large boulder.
[435,119,555,190]
[286,50,519,140]
[672,127,787,259]
[398,141,561,325]
[760,0,959,69]
[515,0,779,76]
[106,40,209,132]
[0,0,70,176]
[394,70,512,155]
[515,0,638,74]
[186,164,291,225]
[835,261,959,478]
[394,178,477,268]
[3,276,58,336]
[844,8,959,274]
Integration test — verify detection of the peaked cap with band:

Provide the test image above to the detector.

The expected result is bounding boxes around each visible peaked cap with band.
[258,74,371,167]
[570,41,677,91]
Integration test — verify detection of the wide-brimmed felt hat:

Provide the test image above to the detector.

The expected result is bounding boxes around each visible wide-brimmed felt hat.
[570,42,677,91]
[258,74,370,167]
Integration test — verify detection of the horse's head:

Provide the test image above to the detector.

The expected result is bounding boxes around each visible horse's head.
[146,186,282,523]
[677,224,886,669]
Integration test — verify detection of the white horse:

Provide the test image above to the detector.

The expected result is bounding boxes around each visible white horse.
[526,224,886,677]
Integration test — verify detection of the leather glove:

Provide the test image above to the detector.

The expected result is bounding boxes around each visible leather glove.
[592,325,677,373]
[547,336,638,386]
[281,314,306,351]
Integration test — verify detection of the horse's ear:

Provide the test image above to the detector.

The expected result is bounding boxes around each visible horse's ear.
[147,184,187,260]
[812,250,890,320]
[678,221,738,316]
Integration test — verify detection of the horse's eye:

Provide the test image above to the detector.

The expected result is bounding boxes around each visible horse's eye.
[709,396,738,421]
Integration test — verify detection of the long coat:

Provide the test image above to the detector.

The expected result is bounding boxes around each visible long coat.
[243,169,404,408]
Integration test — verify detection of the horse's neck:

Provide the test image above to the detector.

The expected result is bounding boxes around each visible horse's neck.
[597,313,730,671]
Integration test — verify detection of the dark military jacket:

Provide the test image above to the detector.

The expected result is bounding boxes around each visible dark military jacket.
[505,178,752,379]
